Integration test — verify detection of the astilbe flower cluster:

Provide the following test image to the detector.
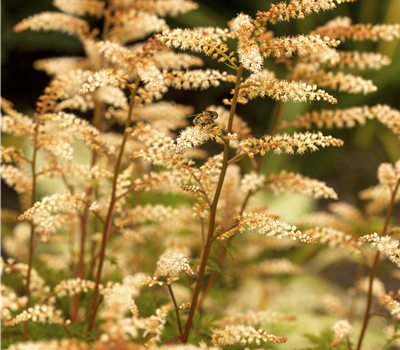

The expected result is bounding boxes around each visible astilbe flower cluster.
[243,257,305,276]
[237,73,338,104]
[211,325,288,348]
[2,0,400,349]
[381,293,400,320]
[236,212,317,243]
[312,16,400,41]
[359,233,400,267]
[234,131,343,160]
[2,304,67,328]
[218,309,297,327]
[155,251,194,283]
[232,13,263,73]
[331,319,353,346]
[319,293,347,318]
[264,170,338,199]
[254,0,357,26]
[279,104,390,130]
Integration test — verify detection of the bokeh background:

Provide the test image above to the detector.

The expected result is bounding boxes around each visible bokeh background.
[2,1,400,348]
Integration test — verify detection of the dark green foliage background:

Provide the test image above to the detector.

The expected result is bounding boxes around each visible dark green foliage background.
[1,1,400,348]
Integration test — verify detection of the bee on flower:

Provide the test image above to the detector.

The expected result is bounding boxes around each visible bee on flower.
[189,110,218,126]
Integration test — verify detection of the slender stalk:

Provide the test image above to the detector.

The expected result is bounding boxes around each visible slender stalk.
[197,242,228,309]
[101,5,112,42]
[197,101,285,310]
[181,64,244,343]
[168,284,183,336]
[200,214,205,247]
[211,222,239,241]
[22,122,40,340]
[88,77,140,331]
[355,251,380,350]
[69,213,88,322]
[87,196,101,281]
[269,102,284,136]
[71,101,103,322]
[164,336,182,345]
[346,338,353,350]
[356,178,400,350]
[23,231,35,339]
[75,0,112,313]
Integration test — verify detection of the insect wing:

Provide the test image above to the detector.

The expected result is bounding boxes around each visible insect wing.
[210,111,218,122]
[190,111,218,125]
[193,114,203,125]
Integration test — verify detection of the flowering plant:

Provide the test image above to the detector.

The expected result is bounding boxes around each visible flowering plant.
[2,0,400,349]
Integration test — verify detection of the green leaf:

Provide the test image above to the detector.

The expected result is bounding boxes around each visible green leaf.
[104,254,119,267]
[206,260,224,274]
[301,329,349,350]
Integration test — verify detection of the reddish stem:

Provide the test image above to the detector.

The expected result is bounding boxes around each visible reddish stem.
[180,64,244,343]
[197,102,284,310]
[88,79,140,332]
[22,122,40,340]
[356,178,400,350]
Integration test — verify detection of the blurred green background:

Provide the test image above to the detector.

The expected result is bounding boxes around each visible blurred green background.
[2,0,400,212]
[2,2,400,348]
